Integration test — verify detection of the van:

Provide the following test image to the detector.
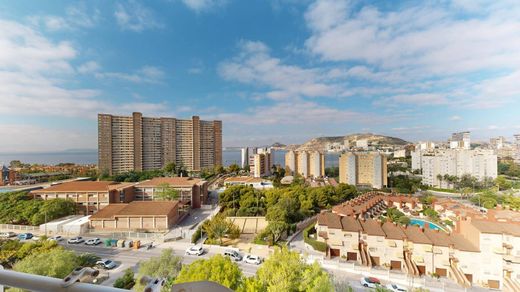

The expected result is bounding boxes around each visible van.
[224,250,242,261]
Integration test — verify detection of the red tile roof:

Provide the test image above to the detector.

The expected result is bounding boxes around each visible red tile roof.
[32,181,131,193]
[136,177,205,187]
[89,201,179,219]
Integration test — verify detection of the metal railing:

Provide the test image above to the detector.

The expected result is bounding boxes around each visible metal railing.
[0,268,126,292]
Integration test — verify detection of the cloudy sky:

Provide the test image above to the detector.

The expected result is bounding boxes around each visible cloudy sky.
[1,0,520,152]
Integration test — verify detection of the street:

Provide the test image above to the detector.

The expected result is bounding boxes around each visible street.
[59,240,261,287]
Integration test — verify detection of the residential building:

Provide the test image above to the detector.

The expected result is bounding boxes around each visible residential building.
[412,149,497,188]
[490,136,506,150]
[0,165,8,186]
[249,148,273,178]
[240,147,249,169]
[338,152,387,189]
[515,134,520,164]
[284,150,325,178]
[89,201,180,232]
[134,177,208,208]
[31,181,136,215]
[393,149,407,158]
[451,131,471,150]
[98,112,222,175]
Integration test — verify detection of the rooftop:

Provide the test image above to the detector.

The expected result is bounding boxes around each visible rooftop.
[136,177,205,187]
[32,181,132,193]
[89,201,179,219]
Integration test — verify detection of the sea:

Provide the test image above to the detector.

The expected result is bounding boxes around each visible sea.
[0,150,340,168]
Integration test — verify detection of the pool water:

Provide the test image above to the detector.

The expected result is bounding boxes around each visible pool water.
[409,218,445,231]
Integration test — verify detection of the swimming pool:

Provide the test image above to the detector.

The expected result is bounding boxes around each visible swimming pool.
[409,218,446,232]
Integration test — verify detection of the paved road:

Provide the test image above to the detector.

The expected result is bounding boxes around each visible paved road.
[59,241,261,287]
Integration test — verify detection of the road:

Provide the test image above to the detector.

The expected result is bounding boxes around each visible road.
[59,241,260,287]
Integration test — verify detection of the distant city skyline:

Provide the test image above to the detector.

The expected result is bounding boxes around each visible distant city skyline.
[1,0,520,152]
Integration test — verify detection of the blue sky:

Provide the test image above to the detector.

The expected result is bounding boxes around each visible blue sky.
[1,0,520,152]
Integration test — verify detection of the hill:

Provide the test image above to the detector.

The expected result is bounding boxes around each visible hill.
[295,133,409,151]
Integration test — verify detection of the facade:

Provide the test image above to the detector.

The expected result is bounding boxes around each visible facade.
[284,150,325,178]
[451,131,471,150]
[249,148,273,178]
[412,149,497,188]
[98,113,222,175]
[338,152,388,189]
[31,181,135,215]
[240,147,249,169]
[134,177,208,208]
[89,201,180,232]
[490,136,506,150]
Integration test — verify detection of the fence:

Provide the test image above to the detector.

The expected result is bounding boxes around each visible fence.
[84,230,164,241]
[0,224,39,232]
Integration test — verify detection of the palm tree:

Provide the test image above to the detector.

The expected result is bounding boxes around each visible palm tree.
[437,174,444,188]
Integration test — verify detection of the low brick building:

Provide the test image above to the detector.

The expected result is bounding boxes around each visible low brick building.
[89,201,180,232]
[134,177,208,208]
[32,181,135,215]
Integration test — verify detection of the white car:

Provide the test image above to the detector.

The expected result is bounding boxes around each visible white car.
[386,284,407,292]
[185,245,204,256]
[244,255,262,265]
[48,236,63,242]
[360,277,381,288]
[0,232,16,238]
[96,259,116,270]
[67,236,84,244]
[85,238,102,245]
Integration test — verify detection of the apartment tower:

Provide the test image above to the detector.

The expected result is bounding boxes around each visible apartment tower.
[339,152,388,189]
[284,150,325,178]
[98,113,222,175]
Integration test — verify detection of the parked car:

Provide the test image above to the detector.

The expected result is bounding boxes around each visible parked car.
[386,284,407,292]
[48,236,63,242]
[224,250,242,261]
[32,235,40,241]
[85,238,102,245]
[0,232,16,238]
[244,255,262,265]
[360,277,381,288]
[67,236,84,244]
[17,233,33,240]
[96,259,117,270]
[185,245,204,256]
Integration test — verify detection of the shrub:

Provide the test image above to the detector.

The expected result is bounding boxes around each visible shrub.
[191,224,204,244]
[113,268,135,289]
[303,225,327,252]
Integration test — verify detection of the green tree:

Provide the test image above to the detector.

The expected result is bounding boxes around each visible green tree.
[114,268,135,290]
[255,247,332,292]
[13,248,79,278]
[264,221,288,244]
[174,255,243,290]
[203,215,240,245]
[495,175,512,190]
[155,183,180,201]
[228,163,241,173]
[134,249,183,292]
[163,162,176,174]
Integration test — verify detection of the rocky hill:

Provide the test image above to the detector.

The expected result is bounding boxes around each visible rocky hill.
[295,133,409,151]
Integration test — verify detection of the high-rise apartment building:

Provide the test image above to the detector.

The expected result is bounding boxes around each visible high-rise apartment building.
[450,131,471,149]
[249,148,273,178]
[98,113,222,175]
[338,152,387,189]
[240,147,249,169]
[411,149,497,188]
[284,150,324,178]
[490,136,506,150]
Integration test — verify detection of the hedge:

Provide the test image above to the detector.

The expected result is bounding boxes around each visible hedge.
[191,225,204,244]
[303,224,327,252]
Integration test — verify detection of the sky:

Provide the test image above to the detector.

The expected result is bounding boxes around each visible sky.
[1,0,520,152]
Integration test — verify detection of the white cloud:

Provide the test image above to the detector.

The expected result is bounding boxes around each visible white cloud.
[181,0,228,12]
[114,1,163,32]
[95,66,165,84]
[218,40,338,100]
[303,0,520,109]
[27,4,100,31]
[0,18,167,120]
[450,115,462,121]
[0,124,97,152]
[77,61,101,74]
